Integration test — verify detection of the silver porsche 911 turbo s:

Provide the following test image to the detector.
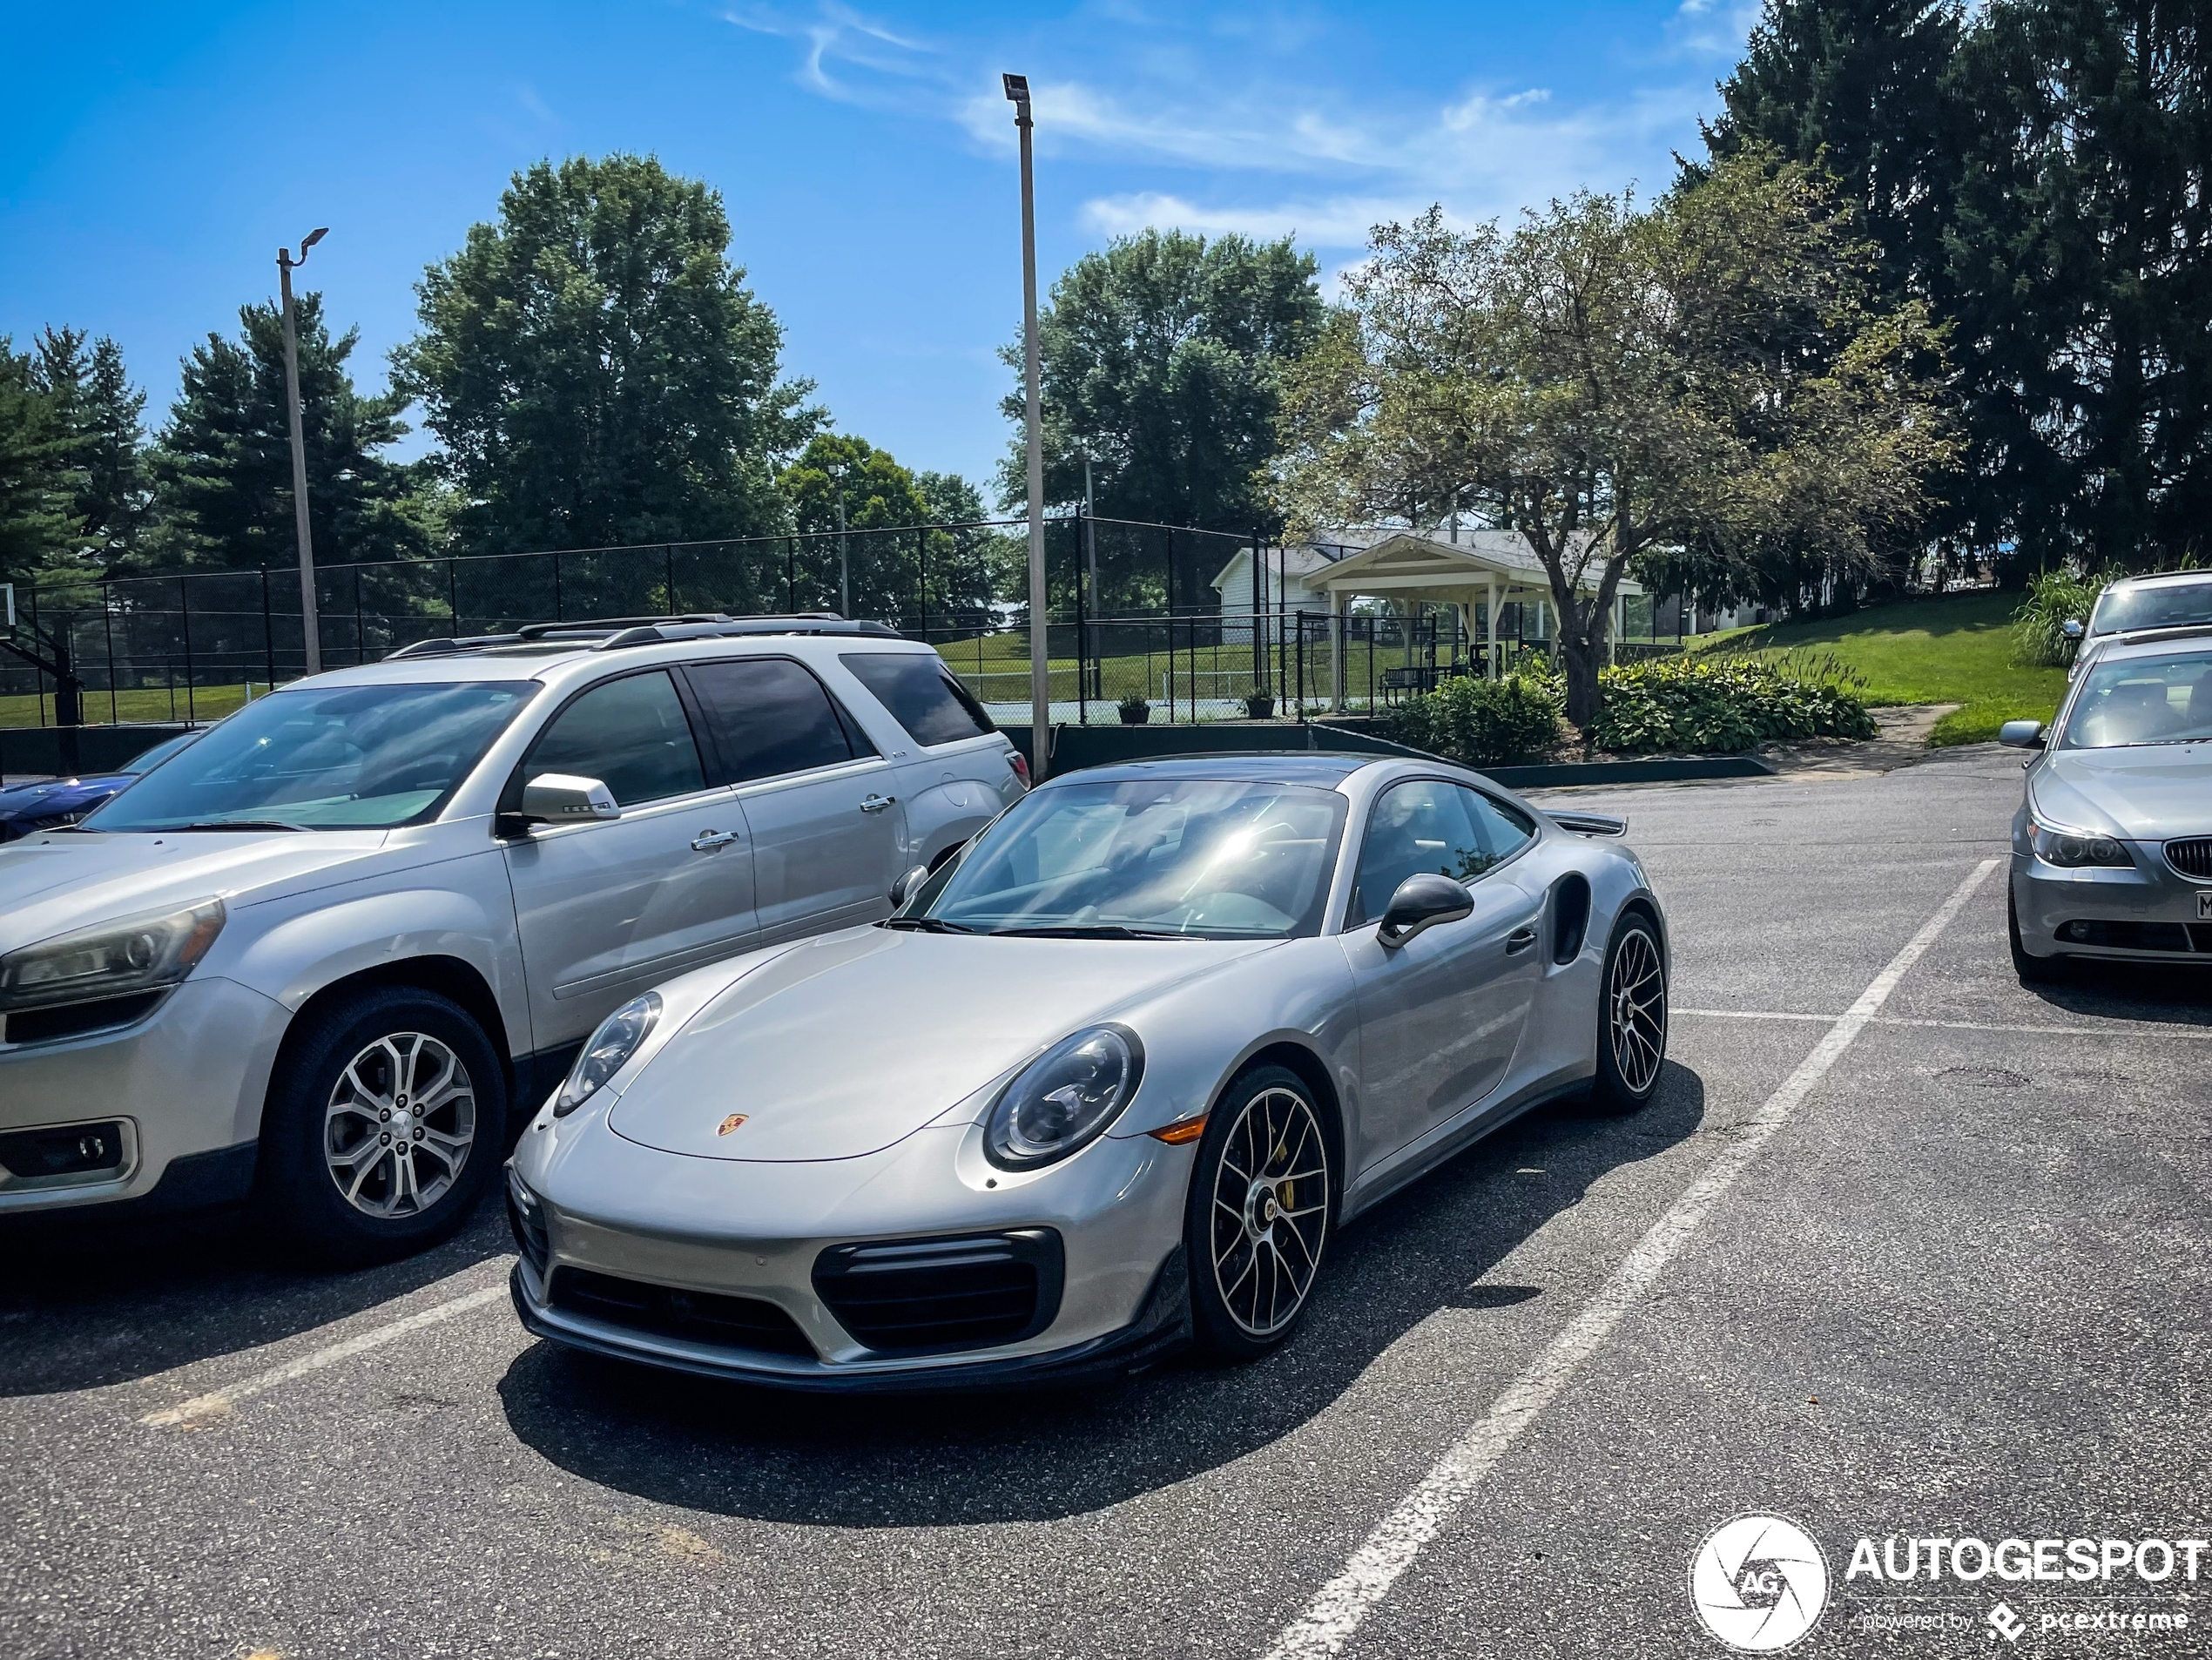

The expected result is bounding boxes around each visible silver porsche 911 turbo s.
[506,753,1669,1390]
[2002,631,2212,981]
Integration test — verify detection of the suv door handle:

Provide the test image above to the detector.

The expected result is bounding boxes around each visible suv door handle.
[690,828,742,851]
[859,793,896,814]
[1505,926,1539,955]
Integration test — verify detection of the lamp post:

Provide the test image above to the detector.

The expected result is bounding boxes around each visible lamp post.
[277,227,328,677]
[1004,72,1049,781]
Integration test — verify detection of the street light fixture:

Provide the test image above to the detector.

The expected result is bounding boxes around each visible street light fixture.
[1004,71,1049,781]
[277,227,329,676]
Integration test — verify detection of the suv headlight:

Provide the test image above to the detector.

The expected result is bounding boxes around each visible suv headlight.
[553,993,661,1117]
[2028,820,2132,867]
[984,1025,1144,1171]
[0,900,226,1011]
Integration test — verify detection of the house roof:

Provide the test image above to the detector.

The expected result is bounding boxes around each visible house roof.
[1206,543,1342,593]
[1312,531,1640,599]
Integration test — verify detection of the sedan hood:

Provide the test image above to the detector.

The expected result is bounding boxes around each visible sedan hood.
[2030,746,2212,841]
[609,926,1276,1163]
[0,830,388,954]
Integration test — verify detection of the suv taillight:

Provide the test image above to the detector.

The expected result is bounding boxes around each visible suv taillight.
[1007,750,1031,788]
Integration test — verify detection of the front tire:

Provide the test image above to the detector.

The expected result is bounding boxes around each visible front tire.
[1591,909,1668,1112]
[1184,1065,1334,1362]
[259,986,507,1266]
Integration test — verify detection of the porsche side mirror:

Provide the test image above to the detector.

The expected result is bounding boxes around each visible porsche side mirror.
[1997,720,2047,750]
[521,773,621,823]
[1378,873,1474,948]
[2060,619,2085,641]
[889,863,932,907]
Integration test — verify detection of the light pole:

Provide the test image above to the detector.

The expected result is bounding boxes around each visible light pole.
[278,226,328,677]
[1004,72,1049,781]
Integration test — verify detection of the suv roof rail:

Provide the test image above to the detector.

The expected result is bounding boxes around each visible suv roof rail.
[382,612,904,662]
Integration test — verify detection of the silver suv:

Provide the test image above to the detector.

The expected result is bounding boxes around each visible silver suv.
[0,617,1027,1261]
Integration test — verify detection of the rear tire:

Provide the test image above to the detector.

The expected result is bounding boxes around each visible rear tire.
[259,986,507,1267]
[2009,885,2067,985]
[1590,909,1668,1113]
[1184,1065,1334,1363]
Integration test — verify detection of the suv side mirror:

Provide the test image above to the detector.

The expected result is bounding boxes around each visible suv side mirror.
[888,863,931,907]
[1997,720,2047,750]
[2060,619,2085,641]
[521,773,621,824]
[1377,873,1474,948]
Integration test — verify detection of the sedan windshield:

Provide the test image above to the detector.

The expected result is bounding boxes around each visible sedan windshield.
[2060,651,2212,749]
[85,682,536,831]
[918,778,1349,939]
[2090,579,2212,637]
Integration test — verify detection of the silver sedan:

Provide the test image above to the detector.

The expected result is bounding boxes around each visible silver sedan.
[506,753,1669,1390]
[2003,632,2212,979]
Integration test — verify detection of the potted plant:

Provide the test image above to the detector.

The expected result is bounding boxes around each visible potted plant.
[1242,691,1277,720]
[1117,693,1150,725]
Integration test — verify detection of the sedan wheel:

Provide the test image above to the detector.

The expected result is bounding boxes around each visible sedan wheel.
[1592,912,1668,1111]
[1186,1065,1333,1360]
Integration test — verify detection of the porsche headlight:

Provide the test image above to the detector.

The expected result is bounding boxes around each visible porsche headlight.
[984,1025,1144,1171]
[0,899,225,1012]
[2028,820,2132,868]
[553,992,661,1117]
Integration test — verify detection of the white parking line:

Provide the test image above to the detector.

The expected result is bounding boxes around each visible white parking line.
[1678,1008,2201,1038]
[140,1266,513,1428]
[1259,858,2001,1660]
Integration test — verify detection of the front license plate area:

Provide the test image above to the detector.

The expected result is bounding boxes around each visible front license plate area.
[2199,892,2212,921]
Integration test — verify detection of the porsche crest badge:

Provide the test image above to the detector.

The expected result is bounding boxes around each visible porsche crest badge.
[717,1113,748,1137]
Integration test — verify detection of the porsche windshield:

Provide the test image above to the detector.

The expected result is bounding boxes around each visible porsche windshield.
[2060,651,2212,749]
[920,779,1349,939]
[85,682,536,831]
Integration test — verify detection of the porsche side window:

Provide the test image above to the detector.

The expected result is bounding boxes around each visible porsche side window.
[525,671,705,807]
[1353,779,1531,924]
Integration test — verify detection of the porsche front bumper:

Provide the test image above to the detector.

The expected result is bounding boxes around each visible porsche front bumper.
[505,1114,1197,1392]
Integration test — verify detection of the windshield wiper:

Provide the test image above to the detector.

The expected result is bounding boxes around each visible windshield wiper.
[165,820,309,833]
[990,924,1199,940]
[878,915,982,934]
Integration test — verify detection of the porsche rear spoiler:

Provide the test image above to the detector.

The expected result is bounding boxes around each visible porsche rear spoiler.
[1546,809,1627,837]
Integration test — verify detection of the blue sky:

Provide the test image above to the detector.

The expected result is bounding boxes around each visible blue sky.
[2,0,1756,498]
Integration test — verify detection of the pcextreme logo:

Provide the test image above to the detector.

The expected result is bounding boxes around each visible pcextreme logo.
[1689,1514,1831,1652]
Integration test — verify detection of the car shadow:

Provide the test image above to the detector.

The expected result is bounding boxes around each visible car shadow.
[0,1194,515,1397]
[494,1061,1705,1527]
[2028,962,2212,1027]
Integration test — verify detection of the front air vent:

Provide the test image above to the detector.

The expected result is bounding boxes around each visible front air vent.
[505,1174,550,1276]
[3,992,165,1047]
[2166,838,2212,881]
[548,1267,814,1358]
[813,1230,1063,1355]
[2056,918,2196,953]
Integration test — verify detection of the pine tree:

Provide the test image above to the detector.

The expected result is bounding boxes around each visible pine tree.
[30,327,152,567]
[0,338,74,585]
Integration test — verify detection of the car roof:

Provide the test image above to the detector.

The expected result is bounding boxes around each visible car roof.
[2087,628,2212,666]
[292,626,936,690]
[2107,569,2212,589]
[1040,753,1379,788]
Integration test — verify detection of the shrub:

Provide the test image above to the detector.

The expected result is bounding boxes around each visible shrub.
[1379,672,1563,766]
[2013,568,2113,666]
[1588,655,1877,753]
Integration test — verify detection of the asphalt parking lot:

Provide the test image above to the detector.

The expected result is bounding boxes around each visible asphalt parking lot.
[4,742,2208,1660]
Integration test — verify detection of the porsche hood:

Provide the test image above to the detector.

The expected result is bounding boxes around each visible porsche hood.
[607,925,1276,1163]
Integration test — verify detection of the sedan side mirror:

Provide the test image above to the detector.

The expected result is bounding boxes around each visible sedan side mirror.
[1377,873,1474,948]
[888,863,932,907]
[521,773,620,823]
[2060,619,2085,641]
[1997,720,2047,750]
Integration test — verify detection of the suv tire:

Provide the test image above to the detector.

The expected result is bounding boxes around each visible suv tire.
[259,985,507,1266]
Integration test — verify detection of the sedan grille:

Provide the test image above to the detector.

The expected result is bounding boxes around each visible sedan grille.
[548,1267,814,1358]
[2166,838,2212,881]
[813,1230,1064,1355]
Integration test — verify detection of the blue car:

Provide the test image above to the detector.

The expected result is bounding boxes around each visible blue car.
[0,730,202,841]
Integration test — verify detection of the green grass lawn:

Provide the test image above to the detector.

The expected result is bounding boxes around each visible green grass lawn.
[0,683,262,731]
[1691,590,2066,746]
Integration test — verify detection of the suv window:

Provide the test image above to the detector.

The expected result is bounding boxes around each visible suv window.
[1352,779,1535,925]
[525,671,705,806]
[840,652,995,746]
[686,658,867,783]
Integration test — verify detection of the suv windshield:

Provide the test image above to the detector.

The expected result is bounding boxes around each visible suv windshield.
[2090,579,2212,637]
[2060,651,2212,749]
[914,778,1348,939]
[85,682,536,831]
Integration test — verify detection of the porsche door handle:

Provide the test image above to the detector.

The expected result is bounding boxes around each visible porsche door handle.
[859,793,896,814]
[1504,926,1540,955]
[690,828,742,851]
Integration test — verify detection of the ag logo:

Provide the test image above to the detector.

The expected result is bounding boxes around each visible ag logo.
[1689,1514,1830,1651]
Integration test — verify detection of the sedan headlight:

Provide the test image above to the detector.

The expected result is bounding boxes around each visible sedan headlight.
[984,1024,1144,1171]
[2029,820,2133,867]
[553,992,661,1117]
[0,900,226,1011]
